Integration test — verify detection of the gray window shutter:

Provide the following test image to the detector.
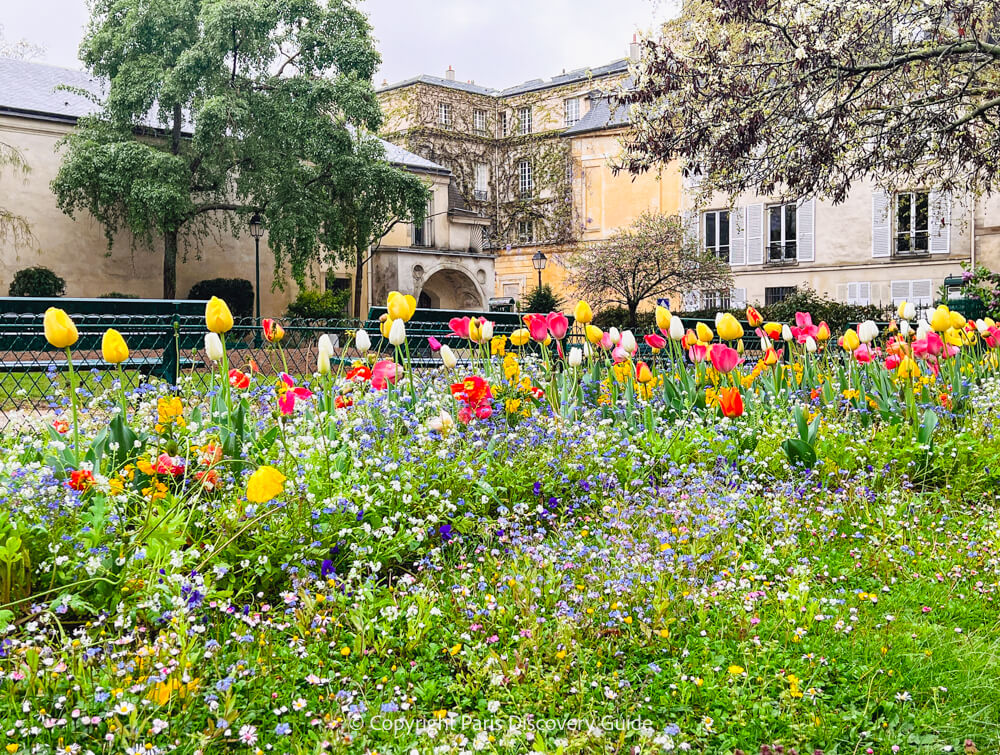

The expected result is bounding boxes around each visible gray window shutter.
[890,280,911,304]
[858,282,871,305]
[731,287,747,309]
[746,203,764,265]
[911,278,933,305]
[872,190,892,258]
[929,190,951,254]
[796,198,815,262]
[837,283,849,302]
[729,208,746,266]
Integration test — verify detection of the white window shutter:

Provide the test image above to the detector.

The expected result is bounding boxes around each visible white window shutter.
[872,190,892,258]
[837,283,849,302]
[890,280,911,304]
[729,208,746,266]
[846,282,858,305]
[929,190,951,254]
[796,198,815,262]
[911,279,933,305]
[682,290,698,311]
[858,282,871,305]
[731,287,747,309]
[746,203,764,265]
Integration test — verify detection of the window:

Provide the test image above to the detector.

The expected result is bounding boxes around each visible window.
[474,163,489,201]
[564,98,580,127]
[703,210,730,263]
[518,106,532,135]
[437,102,452,128]
[413,198,434,247]
[323,273,352,314]
[891,279,933,317]
[703,289,731,310]
[518,160,533,198]
[845,282,871,305]
[895,191,930,255]
[473,109,487,134]
[765,286,797,306]
[517,221,534,243]
[502,282,521,298]
[498,111,508,137]
[767,202,797,263]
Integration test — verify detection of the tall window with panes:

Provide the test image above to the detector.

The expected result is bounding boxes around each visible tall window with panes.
[703,210,730,263]
[413,198,434,247]
[473,109,487,135]
[518,160,533,199]
[474,164,489,201]
[767,202,797,263]
[518,106,532,135]
[894,191,930,255]
[437,102,452,128]
[517,221,534,243]
[564,98,580,127]
[498,111,508,137]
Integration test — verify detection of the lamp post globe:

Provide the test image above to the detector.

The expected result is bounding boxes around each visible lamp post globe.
[531,251,547,291]
[250,213,264,320]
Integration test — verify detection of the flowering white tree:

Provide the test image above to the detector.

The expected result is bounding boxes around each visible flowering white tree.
[0,26,41,248]
[621,1,1000,202]
[568,212,732,326]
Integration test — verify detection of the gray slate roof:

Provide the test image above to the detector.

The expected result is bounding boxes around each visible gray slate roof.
[563,94,631,136]
[0,56,448,174]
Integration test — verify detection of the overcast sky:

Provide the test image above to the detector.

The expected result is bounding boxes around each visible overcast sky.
[1,0,675,87]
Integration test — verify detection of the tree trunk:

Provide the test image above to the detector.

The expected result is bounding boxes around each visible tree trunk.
[627,301,639,330]
[163,229,178,299]
[353,244,365,319]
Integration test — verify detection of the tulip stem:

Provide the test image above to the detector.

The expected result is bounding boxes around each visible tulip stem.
[117,364,128,419]
[64,346,80,467]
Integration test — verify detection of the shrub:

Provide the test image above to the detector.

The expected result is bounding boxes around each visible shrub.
[758,287,892,335]
[284,288,351,321]
[8,266,66,297]
[955,264,1000,318]
[520,284,563,315]
[99,292,140,299]
[187,278,254,319]
[592,306,655,333]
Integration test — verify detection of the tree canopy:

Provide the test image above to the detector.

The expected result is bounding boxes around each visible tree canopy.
[52,0,428,299]
[568,212,732,325]
[621,0,1000,203]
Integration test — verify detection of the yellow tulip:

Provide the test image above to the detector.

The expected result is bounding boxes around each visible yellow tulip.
[841,328,860,351]
[101,328,129,364]
[636,362,653,383]
[469,318,481,343]
[387,291,417,322]
[510,328,530,347]
[655,305,672,333]
[380,316,394,339]
[205,296,234,334]
[574,300,593,325]
[585,324,604,345]
[696,322,714,343]
[246,465,287,504]
[948,311,966,330]
[986,317,996,329]
[716,313,744,341]
[944,327,965,348]
[43,307,78,349]
[897,356,921,379]
[929,305,951,333]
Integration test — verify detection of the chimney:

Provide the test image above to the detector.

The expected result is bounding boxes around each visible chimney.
[445,65,455,81]
[629,34,641,63]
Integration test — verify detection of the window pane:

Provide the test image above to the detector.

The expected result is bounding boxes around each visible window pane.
[897,193,912,233]
[915,192,929,232]
[705,213,716,248]
[914,231,929,252]
[785,203,796,241]
[719,211,730,246]
[769,207,782,243]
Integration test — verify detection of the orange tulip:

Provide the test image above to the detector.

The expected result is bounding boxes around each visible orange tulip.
[718,387,744,418]
[746,306,763,328]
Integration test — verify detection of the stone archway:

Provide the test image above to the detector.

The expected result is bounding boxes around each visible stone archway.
[418,267,485,311]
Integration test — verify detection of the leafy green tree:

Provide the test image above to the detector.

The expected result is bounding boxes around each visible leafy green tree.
[521,284,563,315]
[52,0,428,300]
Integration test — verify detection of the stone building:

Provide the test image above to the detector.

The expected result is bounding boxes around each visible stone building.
[0,57,492,314]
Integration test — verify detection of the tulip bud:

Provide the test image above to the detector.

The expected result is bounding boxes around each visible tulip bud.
[858,320,879,344]
[204,332,224,362]
[897,300,915,321]
[669,317,684,341]
[714,311,724,327]
[696,322,714,343]
[317,351,331,375]
[440,344,457,369]
[620,330,637,354]
[205,296,234,334]
[568,346,583,367]
[480,320,494,341]
[318,334,334,360]
[510,328,530,347]
[930,305,951,332]
[574,300,593,325]
[655,305,671,333]
[805,336,818,353]
[975,318,988,335]
[585,324,604,345]
[781,324,793,342]
[101,328,129,364]
[388,318,406,346]
[916,319,932,340]
[635,361,653,383]
[900,320,912,337]
[609,327,621,345]
[355,329,371,353]
[44,307,79,349]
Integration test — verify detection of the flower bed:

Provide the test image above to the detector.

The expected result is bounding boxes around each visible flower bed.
[2,297,1000,754]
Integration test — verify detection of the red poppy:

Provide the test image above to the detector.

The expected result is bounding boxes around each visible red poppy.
[334,395,353,409]
[346,365,372,382]
[52,418,69,434]
[68,469,94,491]
[229,369,250,389]
[195,469,220,491]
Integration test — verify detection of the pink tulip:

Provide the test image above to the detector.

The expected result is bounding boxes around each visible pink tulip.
[611,345,629,363]
[527,315,549,343]
[427,336,442,353]
[789,311,818,345]
[884,354,901,370]
[853,344,878,364]
[371,360,399,390]
[599,332,614,350]
[546,312,569,340]
[448,317,471,339]
[644,333,667,350]
[687,343,708,364]
[709,343,741,373]
[912,331,944,359]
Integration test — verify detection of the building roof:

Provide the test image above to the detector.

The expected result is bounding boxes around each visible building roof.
[0,56,448,174]
[378,58,629,99]
[563,94,631,136]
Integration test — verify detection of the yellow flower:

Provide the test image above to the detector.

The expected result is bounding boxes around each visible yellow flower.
[340,646,351,657]
[841,328,860,351]
[387,291,417,322]
[490,335,507,356]
[716,313,744,341]
[205,296,234,334]
[585,324,604,345]
[948,310,966,329]
[728,665,745,675]
[6,745,19,754]
[509,328,530,347]
[380,316,394,339]
[929,305,951,333]
[696,322,714,343]
[897,356,921,379]
[43,307,78,349]
[246,466,287,503]
[574,300,593,325]
[101,328,129,364]
[655,305,672,333]
[503,353,520,381]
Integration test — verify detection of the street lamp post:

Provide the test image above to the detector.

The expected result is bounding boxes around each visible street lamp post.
[249,213,264,321]
[531,251,547,292]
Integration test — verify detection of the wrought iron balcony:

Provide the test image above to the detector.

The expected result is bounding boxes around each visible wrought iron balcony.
[766,242,798,265]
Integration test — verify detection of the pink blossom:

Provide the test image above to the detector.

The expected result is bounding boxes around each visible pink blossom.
[546,312,569,340]
[448,317,471,339]
[644,333,667,350]
[427,336,442,352]
[709,343,741,373]
[371,360,399,390]
[277,373,313,415]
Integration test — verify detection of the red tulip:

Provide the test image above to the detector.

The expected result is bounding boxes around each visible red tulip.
[262,318,284,343]
[448,317,471,339]
[346,365,372,382]
[644,333,667,350]
[228,368,250,389]
[526,314,550,343]
[709,344,741,373]
[718,387,744,418]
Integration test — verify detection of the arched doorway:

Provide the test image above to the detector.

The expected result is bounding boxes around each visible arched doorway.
[418,268,485,310]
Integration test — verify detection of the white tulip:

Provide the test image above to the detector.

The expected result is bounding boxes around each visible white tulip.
[388,318,406,347]
[568,346,583,367]
[620,330,637,354]
[759,334,772,351]
[714,311,724,326]
[609,327,621,345]
[480,320,494,341]
[439,344,457,369]
[781,324,793,342]
[669,317,685,341]
[427,410,454,435]
[899,301,916,321]
[805,336,817,353]
[583,342,594,358]
[916,319,931,340]
[858,320,879,344]
[318,334,334,359]
[975,318,989,335]
[355,329,371,353]
[317,351,331,375]
[204,332,224,362]
[900,320,912,337]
